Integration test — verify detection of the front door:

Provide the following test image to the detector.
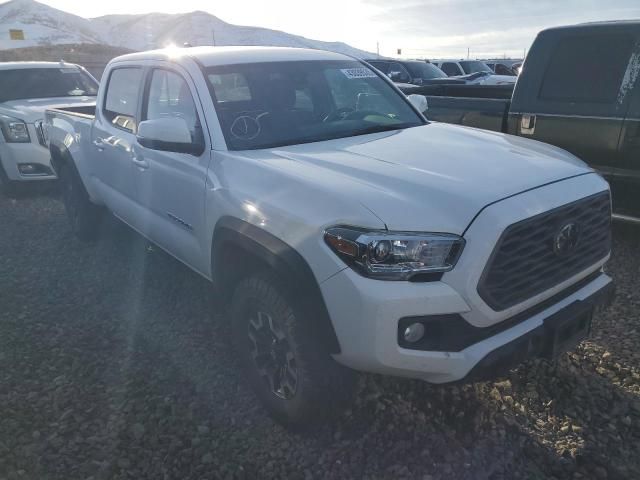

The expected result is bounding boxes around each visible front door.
[91,66,144,224]
[132,65,211,273]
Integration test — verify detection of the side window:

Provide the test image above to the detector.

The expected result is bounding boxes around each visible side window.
[495,64,512,75]
[144,69,201,142]
[104,68,143,133]
[539,34,635,104]
[441,62,462,76]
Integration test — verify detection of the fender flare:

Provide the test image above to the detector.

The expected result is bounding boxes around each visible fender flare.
[211,216,341,354]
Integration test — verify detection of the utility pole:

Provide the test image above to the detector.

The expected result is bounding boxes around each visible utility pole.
[212,29,216,46]
[467,47,470,59]
[376,41,379,58]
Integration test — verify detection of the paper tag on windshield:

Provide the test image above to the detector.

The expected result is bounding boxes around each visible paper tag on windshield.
[341,68,377,79]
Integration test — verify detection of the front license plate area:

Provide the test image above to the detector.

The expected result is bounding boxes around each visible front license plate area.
[542,304,593,359]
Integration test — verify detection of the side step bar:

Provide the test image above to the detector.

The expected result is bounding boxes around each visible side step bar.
[613,213,640,225]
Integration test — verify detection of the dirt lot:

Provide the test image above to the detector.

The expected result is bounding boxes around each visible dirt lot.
[1,189,639,480]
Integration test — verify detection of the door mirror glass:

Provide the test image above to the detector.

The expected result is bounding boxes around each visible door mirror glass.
[137,117,203,154]
[408,94,428,113]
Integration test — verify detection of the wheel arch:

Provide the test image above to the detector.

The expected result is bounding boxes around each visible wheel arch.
[211,216,341,354]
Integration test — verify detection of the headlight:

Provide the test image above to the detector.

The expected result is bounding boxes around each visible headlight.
[324,226,465,280]
[0,114,30,143]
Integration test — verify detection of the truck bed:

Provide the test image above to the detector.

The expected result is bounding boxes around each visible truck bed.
[399,83,512,132]
[425,96,510,132]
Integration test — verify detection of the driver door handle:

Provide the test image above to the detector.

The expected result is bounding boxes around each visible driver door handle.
[93,138,105,151]
[131,156,149,170]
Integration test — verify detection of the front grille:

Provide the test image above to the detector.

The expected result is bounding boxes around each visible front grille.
[478,191,611,311]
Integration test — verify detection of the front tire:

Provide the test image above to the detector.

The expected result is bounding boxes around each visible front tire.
[231,271,355,429]
[58,162,103,242]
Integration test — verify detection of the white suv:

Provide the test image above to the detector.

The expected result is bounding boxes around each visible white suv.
[0,62,97,195]
[46,46,613,428]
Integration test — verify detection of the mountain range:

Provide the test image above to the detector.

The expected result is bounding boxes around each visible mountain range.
[0,0,372,57]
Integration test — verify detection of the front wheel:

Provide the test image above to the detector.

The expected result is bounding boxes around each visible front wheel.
[230,271,355,429]
[58,162,103,242]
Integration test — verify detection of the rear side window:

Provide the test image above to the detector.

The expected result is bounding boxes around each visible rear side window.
[104,68,143,132]
[539,34,635,104]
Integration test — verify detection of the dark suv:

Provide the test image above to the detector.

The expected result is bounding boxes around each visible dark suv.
[366,59,465,86]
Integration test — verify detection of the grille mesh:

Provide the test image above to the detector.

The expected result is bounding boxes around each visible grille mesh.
[478,192,611,311]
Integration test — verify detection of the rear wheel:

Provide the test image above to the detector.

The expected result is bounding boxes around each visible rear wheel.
[58,162,103,241]
[230,271,355,429]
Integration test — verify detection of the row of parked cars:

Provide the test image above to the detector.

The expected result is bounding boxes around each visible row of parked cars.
[365,57,518,86]
[0,20,634,429]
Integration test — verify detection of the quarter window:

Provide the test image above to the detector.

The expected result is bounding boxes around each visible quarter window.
[539,34,635,103]
[104,68,142,133]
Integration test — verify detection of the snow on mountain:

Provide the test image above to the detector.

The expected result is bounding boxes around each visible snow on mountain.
[0,0,372,57]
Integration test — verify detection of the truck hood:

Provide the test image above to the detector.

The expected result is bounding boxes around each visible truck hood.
[261,123,592,234]
[0,96,95,123]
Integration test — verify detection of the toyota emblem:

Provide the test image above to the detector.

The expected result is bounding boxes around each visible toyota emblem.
[553,222,580,257]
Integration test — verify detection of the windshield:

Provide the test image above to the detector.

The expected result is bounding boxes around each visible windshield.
[0,67,98,102]
[459,61,493,74]
[205,60,424,150]
[404,62,448,79]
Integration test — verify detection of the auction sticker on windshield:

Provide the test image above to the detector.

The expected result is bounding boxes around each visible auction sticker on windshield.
[341,68,377,79]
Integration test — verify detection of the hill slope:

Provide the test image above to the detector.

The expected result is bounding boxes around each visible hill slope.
[0,0,372,57]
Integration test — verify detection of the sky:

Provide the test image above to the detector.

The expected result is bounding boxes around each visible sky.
[37,0,640,58]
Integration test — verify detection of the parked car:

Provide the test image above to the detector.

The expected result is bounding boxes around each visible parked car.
[405,21,640,221]
[0,61,98,196]
[433,59,517,85]
[485,59,523,76]
[46,46,613,428]
[366,58,466,86]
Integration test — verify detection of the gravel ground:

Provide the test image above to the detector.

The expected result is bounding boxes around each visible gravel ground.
[1,189,639,480]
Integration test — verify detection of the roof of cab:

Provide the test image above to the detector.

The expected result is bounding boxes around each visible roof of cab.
[540,19,640,34]
[110,46,355,67]
[0,61,81,71]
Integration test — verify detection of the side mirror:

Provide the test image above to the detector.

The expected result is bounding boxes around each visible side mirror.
[137,117,203,155]
[408,94,428,113]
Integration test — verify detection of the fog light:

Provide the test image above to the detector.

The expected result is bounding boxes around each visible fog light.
[18,163,37,174]
[403,322,425,343]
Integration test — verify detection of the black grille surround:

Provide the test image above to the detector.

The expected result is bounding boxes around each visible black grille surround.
[478,191,611,312]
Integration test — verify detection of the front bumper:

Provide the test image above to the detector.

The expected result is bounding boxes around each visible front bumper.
[323,268,612,383]
[0,124,55,182]
[321,174,613,384]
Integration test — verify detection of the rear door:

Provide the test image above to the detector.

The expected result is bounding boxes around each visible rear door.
[132,64,211,273]
[509,26,638,202]
[91,66,144,224]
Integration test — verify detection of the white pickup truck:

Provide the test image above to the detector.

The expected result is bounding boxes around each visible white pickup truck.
[0,62,97,196]
[46,46,614,428]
